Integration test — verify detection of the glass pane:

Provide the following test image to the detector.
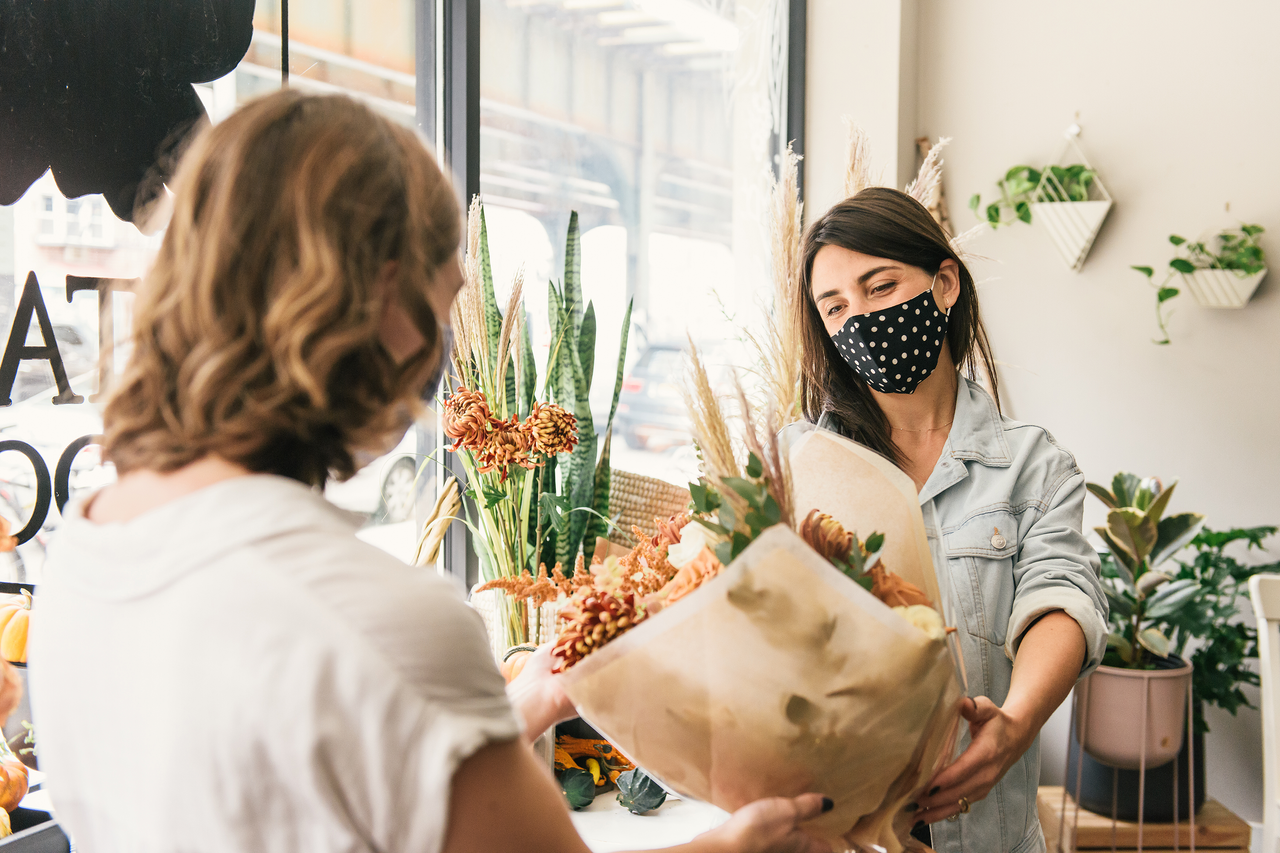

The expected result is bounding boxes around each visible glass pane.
[480,0,787,486]
[242,1,429,563]
[1,0,435,576]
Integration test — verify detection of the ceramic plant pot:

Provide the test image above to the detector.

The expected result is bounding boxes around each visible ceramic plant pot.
[1180,267,1267,308]
[1073,656,1193,770]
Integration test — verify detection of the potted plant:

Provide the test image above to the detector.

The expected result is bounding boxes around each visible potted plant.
[1069,522,1280,820]
[968,129,1113,270]
[1073,474,1204,774]
[1132,224,1268,343]
[448,200,632,655]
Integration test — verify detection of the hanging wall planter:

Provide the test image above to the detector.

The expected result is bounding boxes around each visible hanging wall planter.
[1179,266,1267,308]
[968,124,1113,271]
[1132,224,1267,343]
[1028,126,1113,271]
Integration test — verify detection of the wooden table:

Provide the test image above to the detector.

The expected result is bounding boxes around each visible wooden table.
[1037,786,1250,853]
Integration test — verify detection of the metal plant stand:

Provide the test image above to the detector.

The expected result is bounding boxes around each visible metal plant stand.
[1057,678,1196,852]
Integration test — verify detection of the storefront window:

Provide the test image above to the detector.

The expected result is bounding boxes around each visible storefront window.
[479,0,791,486]
[0,0,430,579]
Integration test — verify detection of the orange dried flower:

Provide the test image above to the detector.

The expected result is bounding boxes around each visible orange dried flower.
[553,588,646,672]
[869,564,932,608]
[652,513,691,550]
[658,546,724,606]
[475,416,534,481]
[524,402,579,457]
[442,387,491,452]
[799,509,854,564]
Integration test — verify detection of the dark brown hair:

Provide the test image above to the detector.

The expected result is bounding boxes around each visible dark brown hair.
[798,187,999,467]
[104,90,460,487]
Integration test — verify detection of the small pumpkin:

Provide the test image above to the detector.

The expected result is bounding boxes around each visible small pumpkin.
[616,768,666,815]
[0,592,31,664]
[0,741,28,812]
[499,644,537,683]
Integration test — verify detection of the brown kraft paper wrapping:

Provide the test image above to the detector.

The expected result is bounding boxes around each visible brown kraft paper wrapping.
[560,526,963,852]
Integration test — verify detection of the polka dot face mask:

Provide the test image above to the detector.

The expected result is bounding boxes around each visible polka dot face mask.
[828,274,950,395]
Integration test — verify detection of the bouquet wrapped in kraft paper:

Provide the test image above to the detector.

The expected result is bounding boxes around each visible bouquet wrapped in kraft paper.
[559,424,966,852]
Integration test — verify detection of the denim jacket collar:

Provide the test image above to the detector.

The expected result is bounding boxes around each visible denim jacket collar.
[918,376,1011,505]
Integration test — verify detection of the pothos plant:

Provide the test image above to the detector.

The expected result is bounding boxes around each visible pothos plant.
[1132,224,1266,344]
[968,164,1096,228]
[1087,473,1205,668]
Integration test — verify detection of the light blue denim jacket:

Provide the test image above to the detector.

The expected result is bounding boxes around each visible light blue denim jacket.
[819,377,1108,853]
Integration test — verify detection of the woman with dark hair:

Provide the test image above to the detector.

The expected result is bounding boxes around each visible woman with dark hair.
[800,187,1107,853]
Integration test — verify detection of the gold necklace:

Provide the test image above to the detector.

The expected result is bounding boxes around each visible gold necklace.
[890,421,953,433]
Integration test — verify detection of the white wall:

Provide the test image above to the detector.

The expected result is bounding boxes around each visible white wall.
[807,0,1280,824]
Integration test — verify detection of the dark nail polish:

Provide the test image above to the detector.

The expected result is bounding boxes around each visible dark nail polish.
[928,786,941,797]
[821,797,834,813]
[913,820,926,831]
[905,802,918,813]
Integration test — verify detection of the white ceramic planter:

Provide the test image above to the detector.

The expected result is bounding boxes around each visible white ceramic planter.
[1029,200,1112,271]
[1180,267,1267,308]
[1073,660,1193,770]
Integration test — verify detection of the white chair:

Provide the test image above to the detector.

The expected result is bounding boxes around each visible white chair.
[1249,575,1280,853]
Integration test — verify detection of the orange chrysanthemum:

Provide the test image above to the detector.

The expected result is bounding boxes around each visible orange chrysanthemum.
[524,402,579,457]
[442,387,492,452]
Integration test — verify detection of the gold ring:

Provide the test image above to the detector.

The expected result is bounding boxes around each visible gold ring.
[958,796,970,814]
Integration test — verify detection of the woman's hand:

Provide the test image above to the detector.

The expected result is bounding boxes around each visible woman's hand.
[915,610,1087,825]
[699,794,834,853]
[912,696,1034,824]
[505,643,576,744]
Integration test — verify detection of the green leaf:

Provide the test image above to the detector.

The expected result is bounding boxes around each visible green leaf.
[745,453,763,479]
[1108,507,1158,565]
[1015,201,1032,224]
[718,500,737,534]
[585,429,614,551]
[518,306,538,419]
[1242,224,1265,237]
[541,492,571,535]
[1104,586,1134,618]
[730,531,752,560]
[968,193,981,212]
[563,211,584,329]
[864,532,885,554]
[1130,265,1155,278]
[689,481,721,514]
[616,769,667,815]
[1111,472,1141,508]
[605,300,634,432]
[561,768,597,810]
[1157,287,1179,303]
[478,208,503,371]
[1145,578,1202,619]
[1096,529,1137,583]
[714,540,733,565]
[481,484,507,509]
[1137,626,1171,658]
[1150,512,1207,566]
[986,203,1001,225]
[1145,480,1177,525]
[1086,482,1118,508]
[578,301,597,405]
[1107,632,1134,662]
[721,477,764,509]
[1169,258,1196,274]
[1169,234,1187,246]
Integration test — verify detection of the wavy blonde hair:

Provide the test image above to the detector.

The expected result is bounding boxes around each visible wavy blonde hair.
[104,90,460,487]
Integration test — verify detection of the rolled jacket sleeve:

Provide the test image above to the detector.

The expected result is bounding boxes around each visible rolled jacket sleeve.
[1005,470,1109,675]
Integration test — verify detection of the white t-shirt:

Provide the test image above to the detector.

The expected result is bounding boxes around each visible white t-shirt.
[29,474,519,853]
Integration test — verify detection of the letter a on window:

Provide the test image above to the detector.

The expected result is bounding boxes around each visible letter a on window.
[0,272,84,406]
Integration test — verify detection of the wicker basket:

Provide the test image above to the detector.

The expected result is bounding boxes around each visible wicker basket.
[607,469,692,546]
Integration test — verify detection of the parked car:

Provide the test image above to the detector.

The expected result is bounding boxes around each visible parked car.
[614,341,748,452]
[323,426,426,524]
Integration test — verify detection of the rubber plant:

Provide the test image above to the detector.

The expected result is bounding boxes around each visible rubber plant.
[1087,473,1205,668]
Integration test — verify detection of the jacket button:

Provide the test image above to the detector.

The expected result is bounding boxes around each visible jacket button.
[991,532,1007,549]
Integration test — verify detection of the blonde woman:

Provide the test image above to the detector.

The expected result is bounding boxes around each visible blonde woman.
[28,91,830,853]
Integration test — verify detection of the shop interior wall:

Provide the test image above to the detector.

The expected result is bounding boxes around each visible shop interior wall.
[808,0,1280,824]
